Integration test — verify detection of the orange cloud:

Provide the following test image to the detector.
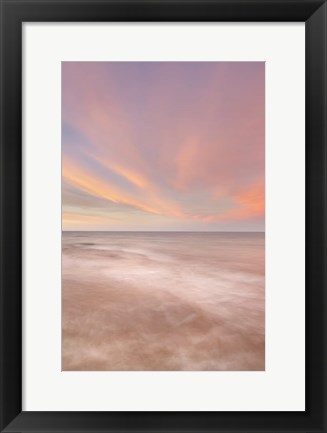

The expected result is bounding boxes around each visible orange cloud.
[62,157,185,219]
[233,181,265,217]
[62,212,117,226]
[202,181,265,222]
[63,158,161,215]
[88,154,149,190]
[83,152,185,219]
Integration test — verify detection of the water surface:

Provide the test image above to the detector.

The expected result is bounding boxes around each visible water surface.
[62,231,265,371]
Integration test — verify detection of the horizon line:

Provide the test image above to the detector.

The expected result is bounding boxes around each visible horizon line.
[62,230,265,233]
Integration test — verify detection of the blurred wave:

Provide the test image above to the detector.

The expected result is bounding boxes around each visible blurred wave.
[62,232,265,371]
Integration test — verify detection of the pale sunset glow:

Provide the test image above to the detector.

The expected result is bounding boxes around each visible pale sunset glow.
[62,62,265,231]
[62,62,265,371]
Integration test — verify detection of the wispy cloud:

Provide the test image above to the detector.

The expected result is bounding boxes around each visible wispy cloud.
[62,62,265,231]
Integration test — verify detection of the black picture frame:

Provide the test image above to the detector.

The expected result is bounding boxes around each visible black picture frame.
[0,1,326,432]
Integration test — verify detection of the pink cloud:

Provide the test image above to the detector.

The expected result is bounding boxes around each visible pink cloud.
[62,62,265,231]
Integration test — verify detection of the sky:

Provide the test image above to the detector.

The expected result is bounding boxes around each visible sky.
[62,62,265,231]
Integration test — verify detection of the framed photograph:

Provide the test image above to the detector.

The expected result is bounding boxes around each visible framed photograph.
[61,60,266,373]
[0,0,326,432]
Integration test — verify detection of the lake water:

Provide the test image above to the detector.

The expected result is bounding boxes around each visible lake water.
[62,231,265,370]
